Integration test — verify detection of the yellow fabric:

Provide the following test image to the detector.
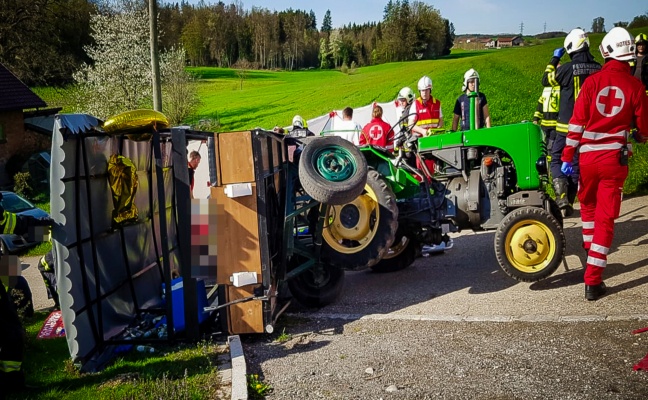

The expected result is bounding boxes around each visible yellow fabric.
[107,154,139,226]
[0,360,22,373]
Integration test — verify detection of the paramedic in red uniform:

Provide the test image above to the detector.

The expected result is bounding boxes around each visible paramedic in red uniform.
[360,105,394,152]
[410,75,442,176]
[411,75,443,136]
[561,27,648,301]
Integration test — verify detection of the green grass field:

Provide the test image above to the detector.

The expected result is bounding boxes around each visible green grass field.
[30,31,648,209]
[8,312,226,400]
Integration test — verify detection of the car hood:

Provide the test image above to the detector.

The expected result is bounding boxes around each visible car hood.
[16,207,50,219]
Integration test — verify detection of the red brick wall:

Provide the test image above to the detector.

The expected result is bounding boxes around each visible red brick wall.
[0,111,52,187]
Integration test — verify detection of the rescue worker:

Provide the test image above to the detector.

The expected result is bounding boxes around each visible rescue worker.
[38,250,59,309]
[286,115,314,163]
[533,81,560,152]
[395,87,415,135]
[330,107,361,145]
[560,27,648,301]
[0,192,52,393]
[632,33,648,93]
[187,150,201,199]
[411,76,443,137]
[451,68,492,131]
[543,28,601,217]
[360,105,394,152]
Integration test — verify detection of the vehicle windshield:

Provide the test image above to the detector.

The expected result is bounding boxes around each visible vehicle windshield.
[1,193,35,213]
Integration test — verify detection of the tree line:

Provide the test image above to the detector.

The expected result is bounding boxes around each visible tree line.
[0,0,454,86]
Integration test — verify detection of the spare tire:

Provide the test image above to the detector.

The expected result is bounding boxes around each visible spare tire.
[299,136,367,205]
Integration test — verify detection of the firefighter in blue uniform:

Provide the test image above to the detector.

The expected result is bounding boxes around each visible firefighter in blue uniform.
[542,28,601,217]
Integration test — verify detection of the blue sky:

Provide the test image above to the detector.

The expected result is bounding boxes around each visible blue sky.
[184,0,647,35]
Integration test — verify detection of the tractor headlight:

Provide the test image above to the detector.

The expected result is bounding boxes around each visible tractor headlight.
[535,156,548,175]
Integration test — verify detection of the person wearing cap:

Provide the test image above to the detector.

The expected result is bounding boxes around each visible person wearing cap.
[286,115,314,163]
[560,27,648,301]
[632,33,648,92]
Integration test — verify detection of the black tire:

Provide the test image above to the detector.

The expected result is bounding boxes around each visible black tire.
[546,198,564,228]
[321,170,398,271]
[299,136,368,205]
[494,206,565,282]
[287,262,345,308]
[370,231,418,273]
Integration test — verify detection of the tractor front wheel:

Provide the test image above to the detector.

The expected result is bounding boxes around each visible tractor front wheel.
[494,206,565,282]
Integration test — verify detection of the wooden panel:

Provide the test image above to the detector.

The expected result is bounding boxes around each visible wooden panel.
[227,285,264,334]
[214,184,261,284]
[212,133,222,186]
[218,131,254,184]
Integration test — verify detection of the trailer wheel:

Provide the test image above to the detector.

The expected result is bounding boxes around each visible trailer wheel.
[299,136,367,205]
[495,206,565,282]
[370,232,418,273]
[321,170,398,271]
[288,262,345,308]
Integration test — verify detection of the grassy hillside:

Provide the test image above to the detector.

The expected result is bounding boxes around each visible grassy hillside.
[187,35,607,132]
[35,31,648,194]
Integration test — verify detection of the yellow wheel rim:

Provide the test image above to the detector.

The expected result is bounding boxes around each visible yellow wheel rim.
[504,219,556,273]
[323,184,379,254]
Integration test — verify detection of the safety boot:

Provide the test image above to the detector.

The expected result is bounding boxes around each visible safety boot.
[552,177,573,216]
[585,282,607,301]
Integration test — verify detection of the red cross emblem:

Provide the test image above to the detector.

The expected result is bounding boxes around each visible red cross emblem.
[369,125,383,140]
[596,86,625,117]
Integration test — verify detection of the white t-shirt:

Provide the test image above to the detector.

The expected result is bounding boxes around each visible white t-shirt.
[332,118,361,145]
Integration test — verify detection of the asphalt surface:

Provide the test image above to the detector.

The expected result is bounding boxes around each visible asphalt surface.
[20,195,648,399]
[241,195,648,399]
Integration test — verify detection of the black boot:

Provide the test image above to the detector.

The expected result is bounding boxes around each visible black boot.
[585,282,607,301]
[552,178,572,216]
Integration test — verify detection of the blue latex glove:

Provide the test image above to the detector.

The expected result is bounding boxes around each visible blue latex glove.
[561,161,573,176]
[553,48,565,58]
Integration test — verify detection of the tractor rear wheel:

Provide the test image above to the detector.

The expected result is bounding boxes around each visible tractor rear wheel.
[321,170,398,271]
[494,206,565,282]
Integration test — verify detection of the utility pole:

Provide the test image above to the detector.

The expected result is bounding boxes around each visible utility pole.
[544,22,547,33]
[519,22,524,36]
[149,0,162,112]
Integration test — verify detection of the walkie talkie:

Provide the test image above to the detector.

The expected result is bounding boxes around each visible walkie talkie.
[620,146,629,166]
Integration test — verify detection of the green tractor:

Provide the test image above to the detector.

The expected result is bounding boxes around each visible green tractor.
[317,97,565,282]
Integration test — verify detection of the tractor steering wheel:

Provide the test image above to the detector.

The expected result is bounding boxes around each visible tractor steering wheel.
[389,112,419,148]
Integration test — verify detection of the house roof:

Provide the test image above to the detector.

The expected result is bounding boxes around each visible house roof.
[0,63,47,112]
[498,36,520,42]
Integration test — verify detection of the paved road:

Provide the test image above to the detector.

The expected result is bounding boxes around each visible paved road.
[242,195,648,399]
[19,195,648,399]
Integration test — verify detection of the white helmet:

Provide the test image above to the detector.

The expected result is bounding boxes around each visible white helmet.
[417,75,432,91]
[292,115,304,128]
[564,28,589,54]
[397,87,415,104]
[462,68,480,91]
[600,27,636,61]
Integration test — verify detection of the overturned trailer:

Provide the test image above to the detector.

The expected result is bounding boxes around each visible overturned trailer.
[50,112,367,371]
